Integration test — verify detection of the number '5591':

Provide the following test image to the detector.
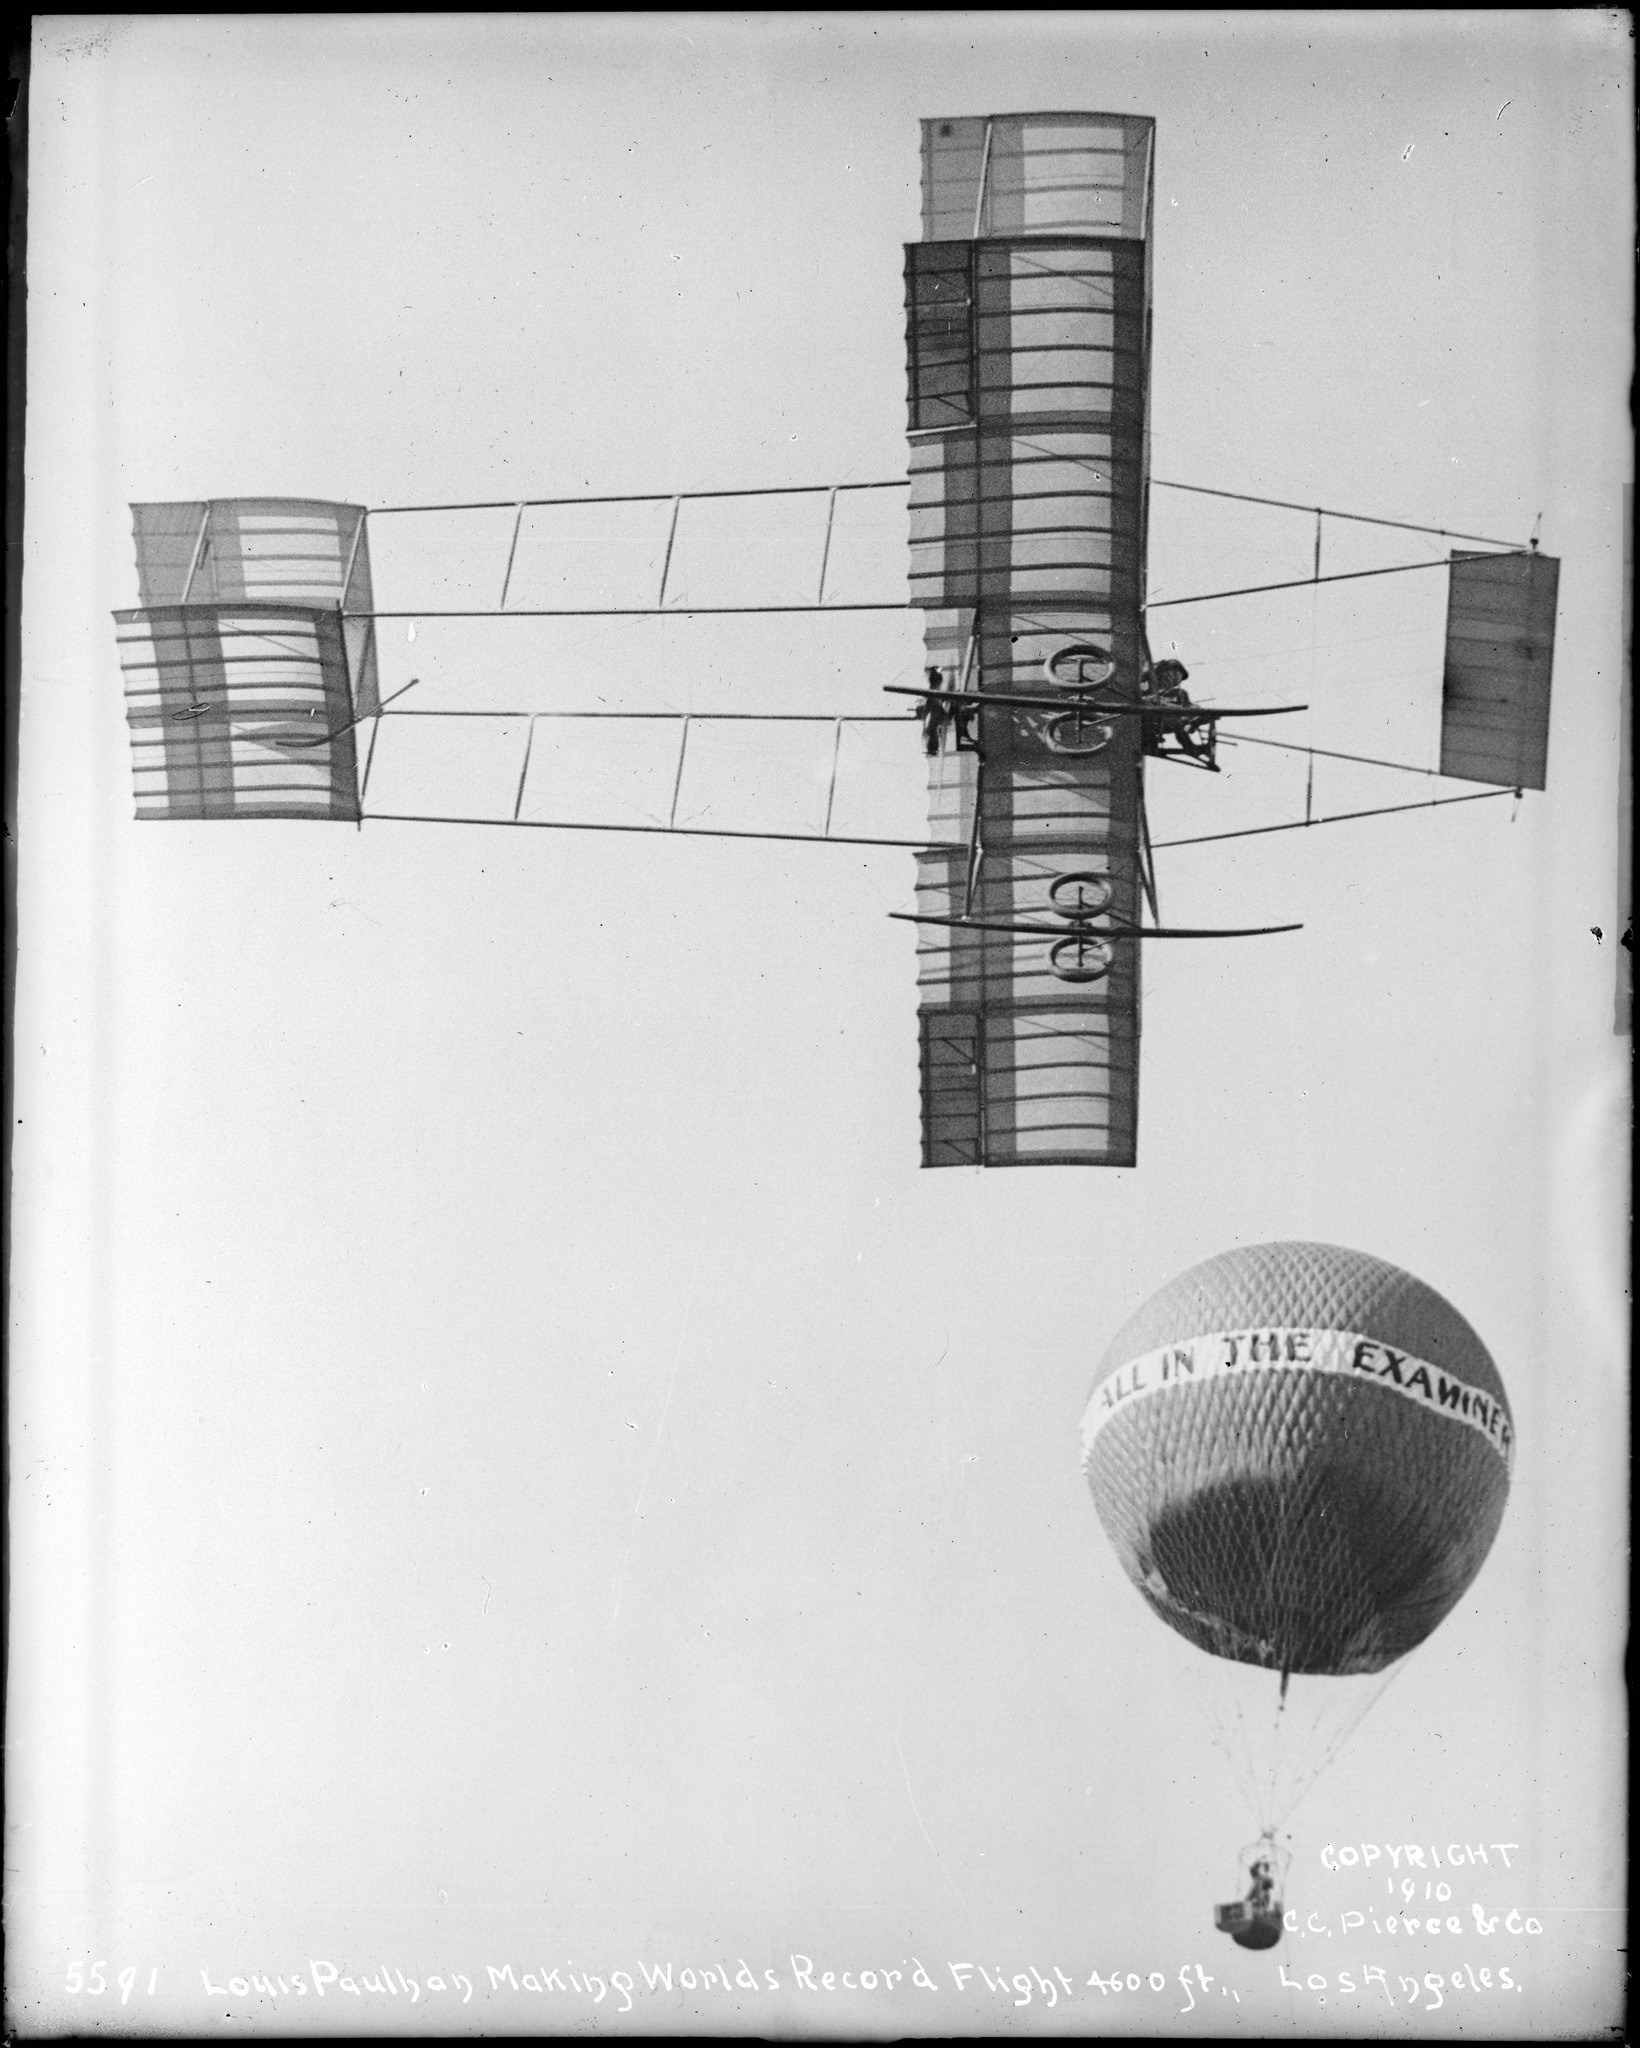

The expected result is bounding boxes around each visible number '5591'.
[65,1962,159,2000]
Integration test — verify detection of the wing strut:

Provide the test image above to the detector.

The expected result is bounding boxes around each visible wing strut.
[1136,772,1161,924]
[961,751,986,916]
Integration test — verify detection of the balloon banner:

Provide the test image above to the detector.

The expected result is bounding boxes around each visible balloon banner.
[1081,1326,1514,1474]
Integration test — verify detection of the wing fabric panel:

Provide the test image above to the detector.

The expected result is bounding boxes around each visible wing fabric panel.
[119,498,379,817]
[920,112,1154,242]
[1439,550,1558,790]
[130,498,372,608]
[908,113,1154,1168]
[907,245,1147,609]
[115,603,361,821]
[918,999,983,1165]
[130,502,210,607]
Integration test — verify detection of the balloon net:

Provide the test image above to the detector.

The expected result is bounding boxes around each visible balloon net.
[1091,1364,1509,1677]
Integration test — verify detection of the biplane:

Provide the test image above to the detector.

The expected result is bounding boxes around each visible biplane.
[111,112,1559,1169]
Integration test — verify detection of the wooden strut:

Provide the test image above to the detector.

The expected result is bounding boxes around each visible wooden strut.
[822,717,845,838]
[339,507,370,612]
[657,496,683,608]
[668,715,691,829]
[498,502,526,611]
[816,487,838,607]
[178,502,213,606]
[959,626,984,916]
[512,714,538,822]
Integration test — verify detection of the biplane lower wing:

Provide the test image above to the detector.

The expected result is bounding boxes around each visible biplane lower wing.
[114,603,363,821]
[914,610,1143,1169]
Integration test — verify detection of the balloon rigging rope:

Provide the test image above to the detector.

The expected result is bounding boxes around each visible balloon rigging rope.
[1225,1456,1394,1832]
[1269,1659,1411,1831]
[1205,1682,1264,1825]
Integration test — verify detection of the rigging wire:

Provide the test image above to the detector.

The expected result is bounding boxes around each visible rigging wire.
[344,532,1480,624]
[364,473,1527,558]
[1152,477,1528,552]
[1217,732,1443,778]
[1269,1662,1411,1832]
[361,811,965,852]
[1151,786,1512,851]
[1147,556,1465,612]
[346,602,911,620]
[1200,1654,1412,1839]
[369,707,911,723]
[366,480,906,517]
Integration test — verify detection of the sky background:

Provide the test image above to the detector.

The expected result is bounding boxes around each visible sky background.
[12,13,1629,2038]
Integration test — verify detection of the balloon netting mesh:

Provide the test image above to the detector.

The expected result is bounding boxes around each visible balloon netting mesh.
[1084,1243,1510,1676]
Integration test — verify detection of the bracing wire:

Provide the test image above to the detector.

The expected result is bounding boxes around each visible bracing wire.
[1147,557,1463,612]
[1218,731,1444,779]
[1150,478,1528,553]
[1151,786,1513,852]
[362,473,1525,569]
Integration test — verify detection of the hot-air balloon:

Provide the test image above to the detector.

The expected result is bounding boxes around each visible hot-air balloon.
[111,111,1558,1168]
[1081,1241,1514,1948]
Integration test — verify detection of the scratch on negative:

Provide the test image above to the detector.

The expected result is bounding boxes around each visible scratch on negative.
[894,1734,983,1942]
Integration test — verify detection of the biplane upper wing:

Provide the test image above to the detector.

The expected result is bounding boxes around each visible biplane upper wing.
[906,113,1154,1168]
[132,499,380,713]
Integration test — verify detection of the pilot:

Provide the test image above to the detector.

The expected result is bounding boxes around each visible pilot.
[1145,657,1216,762]
[1149,657,1191,702]
[1246,1856,1276,1914]
[919,666,952,756]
